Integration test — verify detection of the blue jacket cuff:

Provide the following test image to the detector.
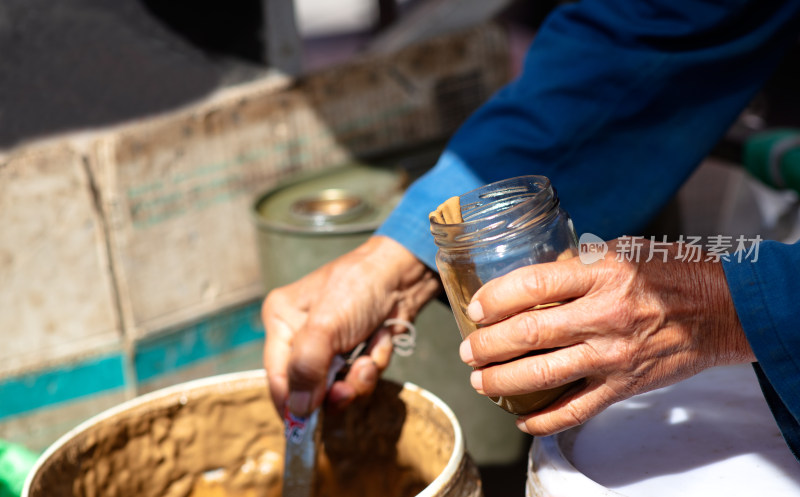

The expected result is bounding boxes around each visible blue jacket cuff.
[375,151,484,271]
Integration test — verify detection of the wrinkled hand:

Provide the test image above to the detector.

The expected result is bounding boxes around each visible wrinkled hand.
[262,235,440,418]
[459,238,753,436]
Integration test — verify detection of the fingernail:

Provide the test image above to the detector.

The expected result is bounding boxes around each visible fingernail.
[288,391,311,417]
[467,301,484,322]
[514,418,532,435]
[459,340,475,366]
[470,370,484,393]
[358,362,377,385]
[372,331,394,369]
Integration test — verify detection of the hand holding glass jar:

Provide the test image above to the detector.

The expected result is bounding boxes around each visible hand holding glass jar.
[431,176,752,436]
[430,175,580,415]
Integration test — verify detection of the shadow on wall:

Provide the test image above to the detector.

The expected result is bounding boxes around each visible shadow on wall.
[0,0,268,150]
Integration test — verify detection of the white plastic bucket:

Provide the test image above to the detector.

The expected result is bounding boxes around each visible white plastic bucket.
[526,364,800,496]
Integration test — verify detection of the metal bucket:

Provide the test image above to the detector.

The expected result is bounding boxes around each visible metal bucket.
[251,163,532,472]
[23,371,481,497]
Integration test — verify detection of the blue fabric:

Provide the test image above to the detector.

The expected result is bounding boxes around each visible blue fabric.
[754,364,800,461]
[724,241,800,458]
[377,0,800,457]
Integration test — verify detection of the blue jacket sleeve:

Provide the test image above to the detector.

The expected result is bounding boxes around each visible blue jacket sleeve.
[377,0,800,269]
[376,0,800,458]
[723,241,800,459]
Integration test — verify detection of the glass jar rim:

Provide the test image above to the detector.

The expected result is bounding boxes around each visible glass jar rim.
[430,175,559,250]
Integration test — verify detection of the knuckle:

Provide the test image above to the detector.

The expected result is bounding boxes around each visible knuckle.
[599,344,624,370]
[349,358,378,394]
[261,292,275,317]
[563,402,591,427]
[304,315,352,353]
[520,268,547,298]
[517,313,542,349]
[611,378,639,400]
[578,342,610,371]
[528,358,558,389]
[288,355,325,388]
[481,367,508,395]
[470,330,493,362]
[304,314,335,337]
[598,249,618,267]
[602,295,635,330]
[522,414,564,437]
[290,328,342,383]
[479,367,497,393]
[262,288,287,316]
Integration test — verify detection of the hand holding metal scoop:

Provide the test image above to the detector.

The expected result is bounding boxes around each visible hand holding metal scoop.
[281,320,416,497]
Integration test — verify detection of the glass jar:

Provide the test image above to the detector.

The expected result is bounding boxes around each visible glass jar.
[430,175,579,415]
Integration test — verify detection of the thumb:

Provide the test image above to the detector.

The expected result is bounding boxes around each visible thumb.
[287,326,336,417]
[469,257,593,324]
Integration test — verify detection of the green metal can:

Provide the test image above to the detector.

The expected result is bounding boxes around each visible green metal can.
[252,164,406,291]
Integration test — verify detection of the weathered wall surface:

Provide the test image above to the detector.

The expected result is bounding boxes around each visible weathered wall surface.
[0,25,511,451]
[0,145,122,376]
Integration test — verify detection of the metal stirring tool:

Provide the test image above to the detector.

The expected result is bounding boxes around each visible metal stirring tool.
[280,319,416,497]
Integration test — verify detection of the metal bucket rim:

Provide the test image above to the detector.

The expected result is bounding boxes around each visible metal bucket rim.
[24,370,467,497]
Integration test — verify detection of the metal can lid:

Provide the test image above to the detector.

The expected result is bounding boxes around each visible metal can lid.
[252,163,406,235]
[289,188,368,226]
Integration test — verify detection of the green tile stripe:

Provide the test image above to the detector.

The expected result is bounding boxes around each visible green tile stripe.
[0,354,126,421]
[134,300,264,382]
[0,302,264,420]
